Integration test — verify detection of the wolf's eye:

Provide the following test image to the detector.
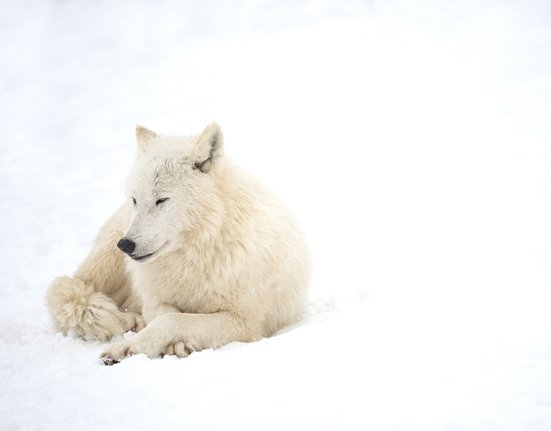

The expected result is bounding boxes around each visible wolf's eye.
[132,197,137,205]
[156,198,169,206]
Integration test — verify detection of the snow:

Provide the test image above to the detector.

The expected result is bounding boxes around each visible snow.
[1,0,551,429]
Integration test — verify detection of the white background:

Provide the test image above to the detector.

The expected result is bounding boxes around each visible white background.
[1,0,551,429]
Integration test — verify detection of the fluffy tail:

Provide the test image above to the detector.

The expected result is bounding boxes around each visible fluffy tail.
[47,276,142,341]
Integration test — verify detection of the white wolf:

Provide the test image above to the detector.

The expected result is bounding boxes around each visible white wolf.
[47,123,310,364]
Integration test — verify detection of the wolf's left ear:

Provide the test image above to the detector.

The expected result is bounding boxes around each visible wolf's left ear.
[136,125,159,152]
[192,122,224,173]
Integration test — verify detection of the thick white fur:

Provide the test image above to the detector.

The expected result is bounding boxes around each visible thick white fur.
[46,123,310,363]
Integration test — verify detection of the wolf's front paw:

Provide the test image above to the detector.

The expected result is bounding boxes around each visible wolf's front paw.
[100,337,196,364]
[100,337,165,364]
[100,340,133,365]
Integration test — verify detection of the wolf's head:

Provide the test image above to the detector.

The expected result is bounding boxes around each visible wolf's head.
[117,122,224,263]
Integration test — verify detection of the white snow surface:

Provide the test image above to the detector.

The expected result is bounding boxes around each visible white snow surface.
[1,0,551,429]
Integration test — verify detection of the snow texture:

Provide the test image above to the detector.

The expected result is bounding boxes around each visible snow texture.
[1,0,551,429]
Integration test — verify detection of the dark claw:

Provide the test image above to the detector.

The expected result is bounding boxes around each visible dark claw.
[101,356,120,366]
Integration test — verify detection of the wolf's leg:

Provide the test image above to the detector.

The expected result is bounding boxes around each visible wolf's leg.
[100,311,258,364]
[47,206,144,341]
[141,300,181,324]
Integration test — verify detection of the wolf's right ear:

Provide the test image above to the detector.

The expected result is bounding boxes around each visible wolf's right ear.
[192,122,224,173]
[135,126,159,152]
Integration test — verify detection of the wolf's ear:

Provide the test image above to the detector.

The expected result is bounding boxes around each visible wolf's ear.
[136,125,159,152]
[192,122,224,173]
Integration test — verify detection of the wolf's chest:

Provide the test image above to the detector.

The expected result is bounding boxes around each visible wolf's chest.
[128,258,224,313]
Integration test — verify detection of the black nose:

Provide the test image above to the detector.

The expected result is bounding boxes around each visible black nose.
[117,238,136,255]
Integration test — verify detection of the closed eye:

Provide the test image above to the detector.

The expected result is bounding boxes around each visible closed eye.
[156,198,169,206]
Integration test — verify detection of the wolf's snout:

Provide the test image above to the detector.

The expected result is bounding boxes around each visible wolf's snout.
[117,238,136,255]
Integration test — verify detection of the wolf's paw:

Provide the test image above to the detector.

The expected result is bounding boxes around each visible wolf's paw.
[100,338,166,364]
[100,340,132,365]
[99,340,157,365]
[162,341,195,358]
[100,338,196,365]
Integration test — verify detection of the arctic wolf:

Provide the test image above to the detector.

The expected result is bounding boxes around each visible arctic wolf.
[47,123,310,364]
